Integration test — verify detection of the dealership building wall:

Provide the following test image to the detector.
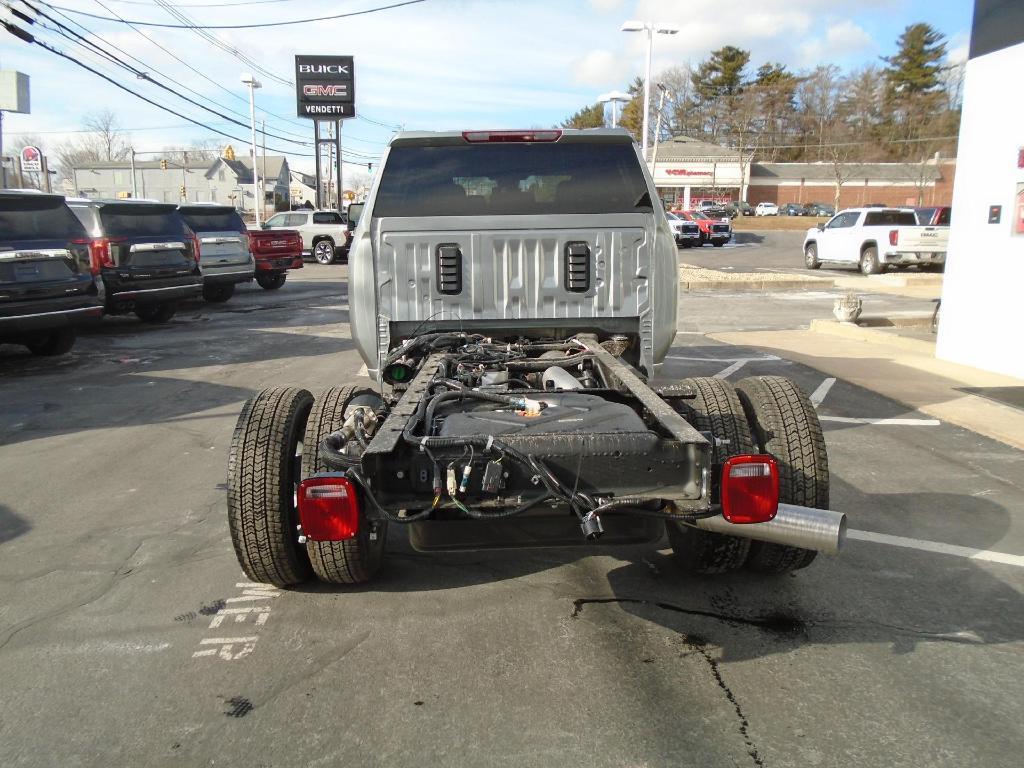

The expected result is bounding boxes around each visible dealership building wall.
[936,0,1024,379]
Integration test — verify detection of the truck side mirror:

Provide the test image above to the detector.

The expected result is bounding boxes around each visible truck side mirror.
[817,223,825,231]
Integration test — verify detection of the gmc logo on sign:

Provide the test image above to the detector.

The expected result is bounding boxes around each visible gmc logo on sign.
[303,84,347,97]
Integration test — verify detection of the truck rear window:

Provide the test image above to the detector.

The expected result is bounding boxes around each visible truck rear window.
[0,197,86,241]
[312,212,344,224]
[179,208,246,233]
[864,211,917,226]
[99,206,188,238]
[373,142,652,217]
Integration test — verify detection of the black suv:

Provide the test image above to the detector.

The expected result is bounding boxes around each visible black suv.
[68,199,203,323]
[0,191,103,356]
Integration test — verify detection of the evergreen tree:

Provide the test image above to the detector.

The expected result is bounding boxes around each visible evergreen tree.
[692,46,750,100]
[882,23,948,96]
[561,103,606,129]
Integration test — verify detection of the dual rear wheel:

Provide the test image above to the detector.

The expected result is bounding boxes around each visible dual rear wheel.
[226,386,386,587]
[666,376,828,575]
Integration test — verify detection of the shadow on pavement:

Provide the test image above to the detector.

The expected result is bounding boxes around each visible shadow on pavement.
[0,504,30,545]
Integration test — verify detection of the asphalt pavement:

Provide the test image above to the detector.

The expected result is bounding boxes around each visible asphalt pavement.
[1,262,1022,768]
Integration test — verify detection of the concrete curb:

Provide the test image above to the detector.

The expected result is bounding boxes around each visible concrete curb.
[809,318,936,354]
[681,278,836,291]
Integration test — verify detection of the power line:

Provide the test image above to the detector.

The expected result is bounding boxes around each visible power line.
[85,0,313,134]
[28,10,312,146]
[40,0,426,29]
[100,0,303,7]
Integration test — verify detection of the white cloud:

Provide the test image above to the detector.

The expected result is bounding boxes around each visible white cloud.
[570,50,624,88]
[799,20,875,66]
[589,0,626,10]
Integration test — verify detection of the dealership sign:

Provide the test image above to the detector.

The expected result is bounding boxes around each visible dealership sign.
[295,55,355,119]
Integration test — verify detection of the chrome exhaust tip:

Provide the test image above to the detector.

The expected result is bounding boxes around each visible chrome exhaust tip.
[693,504,847,555]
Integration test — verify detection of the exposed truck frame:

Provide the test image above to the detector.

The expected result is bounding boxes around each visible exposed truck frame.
[226,129,846,588]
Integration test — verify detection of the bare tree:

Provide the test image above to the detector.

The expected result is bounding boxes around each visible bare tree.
[82,110,130,162]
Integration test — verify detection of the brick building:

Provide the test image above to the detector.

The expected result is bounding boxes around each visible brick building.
[746,160,956,208]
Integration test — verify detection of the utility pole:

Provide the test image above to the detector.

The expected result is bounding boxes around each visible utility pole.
[650,84,668,186]
[261,119,267,218]
[241,73,262,226]
[129,149,138,198]
[182,151,188,201]
[336,119,344,214]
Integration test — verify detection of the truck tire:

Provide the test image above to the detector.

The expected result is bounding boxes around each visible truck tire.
[227,387,314,586]
[665,377,755,575]
[712,241,725,247]
[300,387,388,585]
[256,272,286,290]
[134,302,177,323]
[735,376,828,573]
[859,246,883,275]
[26,327,76,356]
[202,283,235,303]
[312,238,336,265]
[804,243,820,269]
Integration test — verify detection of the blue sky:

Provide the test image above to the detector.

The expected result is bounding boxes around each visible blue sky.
[0,0,974,176]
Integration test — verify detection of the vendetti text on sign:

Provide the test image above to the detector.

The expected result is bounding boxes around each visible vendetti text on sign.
[295,55,355,119]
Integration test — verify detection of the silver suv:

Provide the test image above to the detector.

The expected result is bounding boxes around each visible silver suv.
[262,209,350,264]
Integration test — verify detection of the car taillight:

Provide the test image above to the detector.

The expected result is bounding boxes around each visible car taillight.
[75,237,120,275]
[462,129,561,143]
[297,475,360,541]
[191,233,202,263]
[720,455,779,524]
[889,229,899,246]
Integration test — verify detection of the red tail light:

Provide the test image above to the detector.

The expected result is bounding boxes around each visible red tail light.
[297,475,360,541]
[74,237,124,275]
[720,455,779,524]
[191,233,202,263]
[462,130,561,143]
[889,229,898,246]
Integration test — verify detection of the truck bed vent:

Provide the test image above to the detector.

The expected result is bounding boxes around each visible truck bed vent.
[436,244,463,295]
[564,242,590,293]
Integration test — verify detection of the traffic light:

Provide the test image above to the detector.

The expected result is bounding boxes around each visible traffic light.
[160,159,168,170]
[180,185,186,197]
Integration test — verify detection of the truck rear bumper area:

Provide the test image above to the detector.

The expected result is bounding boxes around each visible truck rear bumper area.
[0,301,103,333]
[882,250,946,265]
[255,256,303,271]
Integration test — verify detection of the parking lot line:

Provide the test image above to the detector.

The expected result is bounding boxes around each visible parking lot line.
[819,415,940,426]
[848,529,1024,568]
[713,360,749,378]
[810,377,836,407]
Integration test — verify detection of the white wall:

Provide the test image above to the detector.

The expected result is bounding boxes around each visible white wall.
[936,41,1024,379]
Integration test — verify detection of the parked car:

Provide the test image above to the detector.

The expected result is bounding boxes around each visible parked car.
[780,203,805,216]
[0,190,103,355]
[802,202,835,217]
[246,228,304,289]
[755,202,779,216]
[803,207,949,274]
[178,204,254,303]
[665,211,701,248]
[731,201,755,217]
[263,209,350,264]
[67,198,203,323]
[912,206,951,226]
[696,200,729,218]
[679,210,732,246]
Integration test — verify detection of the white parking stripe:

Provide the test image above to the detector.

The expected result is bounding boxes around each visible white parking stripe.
[357,363,368,377]
[713,360,748,379]
[810,377,836,407]
[667,354,781,362]
[819,415,940,426]
[849,529,1024,568]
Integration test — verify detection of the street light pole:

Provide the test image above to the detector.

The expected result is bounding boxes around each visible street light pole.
[621,20,678,158]
[241,73,262,227]
[598,91,631,129]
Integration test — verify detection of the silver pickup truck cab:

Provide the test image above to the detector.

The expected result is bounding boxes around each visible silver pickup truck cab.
[348,128,679,380]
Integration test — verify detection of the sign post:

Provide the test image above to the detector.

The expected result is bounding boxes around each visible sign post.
[295,55,354,214]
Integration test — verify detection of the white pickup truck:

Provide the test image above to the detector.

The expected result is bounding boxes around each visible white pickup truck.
[803,207,948,274]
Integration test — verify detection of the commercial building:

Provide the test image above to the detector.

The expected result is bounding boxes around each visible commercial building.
[936,0,1024,379]
[648,138,956,211]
